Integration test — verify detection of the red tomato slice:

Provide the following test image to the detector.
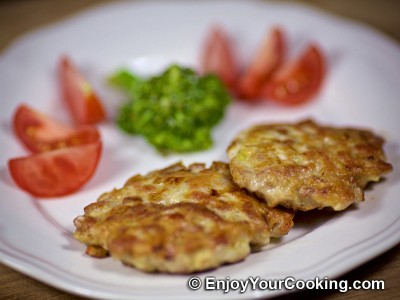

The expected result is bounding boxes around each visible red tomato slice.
[13,104,100,153]
[8,141,102,197]
[238,27,285,100]
[201,26,238,90]
[262,44,326,105]
[59,55,106,124]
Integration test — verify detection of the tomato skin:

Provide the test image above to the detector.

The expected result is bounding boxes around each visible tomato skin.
[201,26,238,90]
[13,104,100,153]
[262,44,326,105]
[8,141,102,197]
[59,56,106,124]
[238,27,285,100]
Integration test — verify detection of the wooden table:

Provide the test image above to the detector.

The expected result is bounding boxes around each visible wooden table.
[1,0,399,299]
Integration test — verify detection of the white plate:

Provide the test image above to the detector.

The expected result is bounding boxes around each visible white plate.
[1,1,399,299]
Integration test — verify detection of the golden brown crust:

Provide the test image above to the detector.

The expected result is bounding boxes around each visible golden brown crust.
[227,120,392,211]
[85,245,109,258]
[73,162,294,273]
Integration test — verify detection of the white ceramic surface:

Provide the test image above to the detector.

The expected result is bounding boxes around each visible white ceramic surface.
[0,1,399,299]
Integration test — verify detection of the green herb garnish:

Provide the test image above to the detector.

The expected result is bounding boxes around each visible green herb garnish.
[109,64,230,153]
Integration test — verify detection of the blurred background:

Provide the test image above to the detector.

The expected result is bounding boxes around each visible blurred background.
[1,0,400,51]
[0,1,399,300]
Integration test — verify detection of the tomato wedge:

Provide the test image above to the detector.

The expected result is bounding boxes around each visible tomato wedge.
[59,55,106,124]
[13,104,100,153]
[262,44,326,105]
[238,27,285,100]
[8,141,102,197]
[200,26,238,90]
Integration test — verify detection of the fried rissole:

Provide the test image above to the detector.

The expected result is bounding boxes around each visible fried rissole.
[74,162,294,273]
[227,120,392,211]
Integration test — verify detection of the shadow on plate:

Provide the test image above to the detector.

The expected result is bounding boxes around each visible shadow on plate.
[292,207,351,231]
[0,167,14,187]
